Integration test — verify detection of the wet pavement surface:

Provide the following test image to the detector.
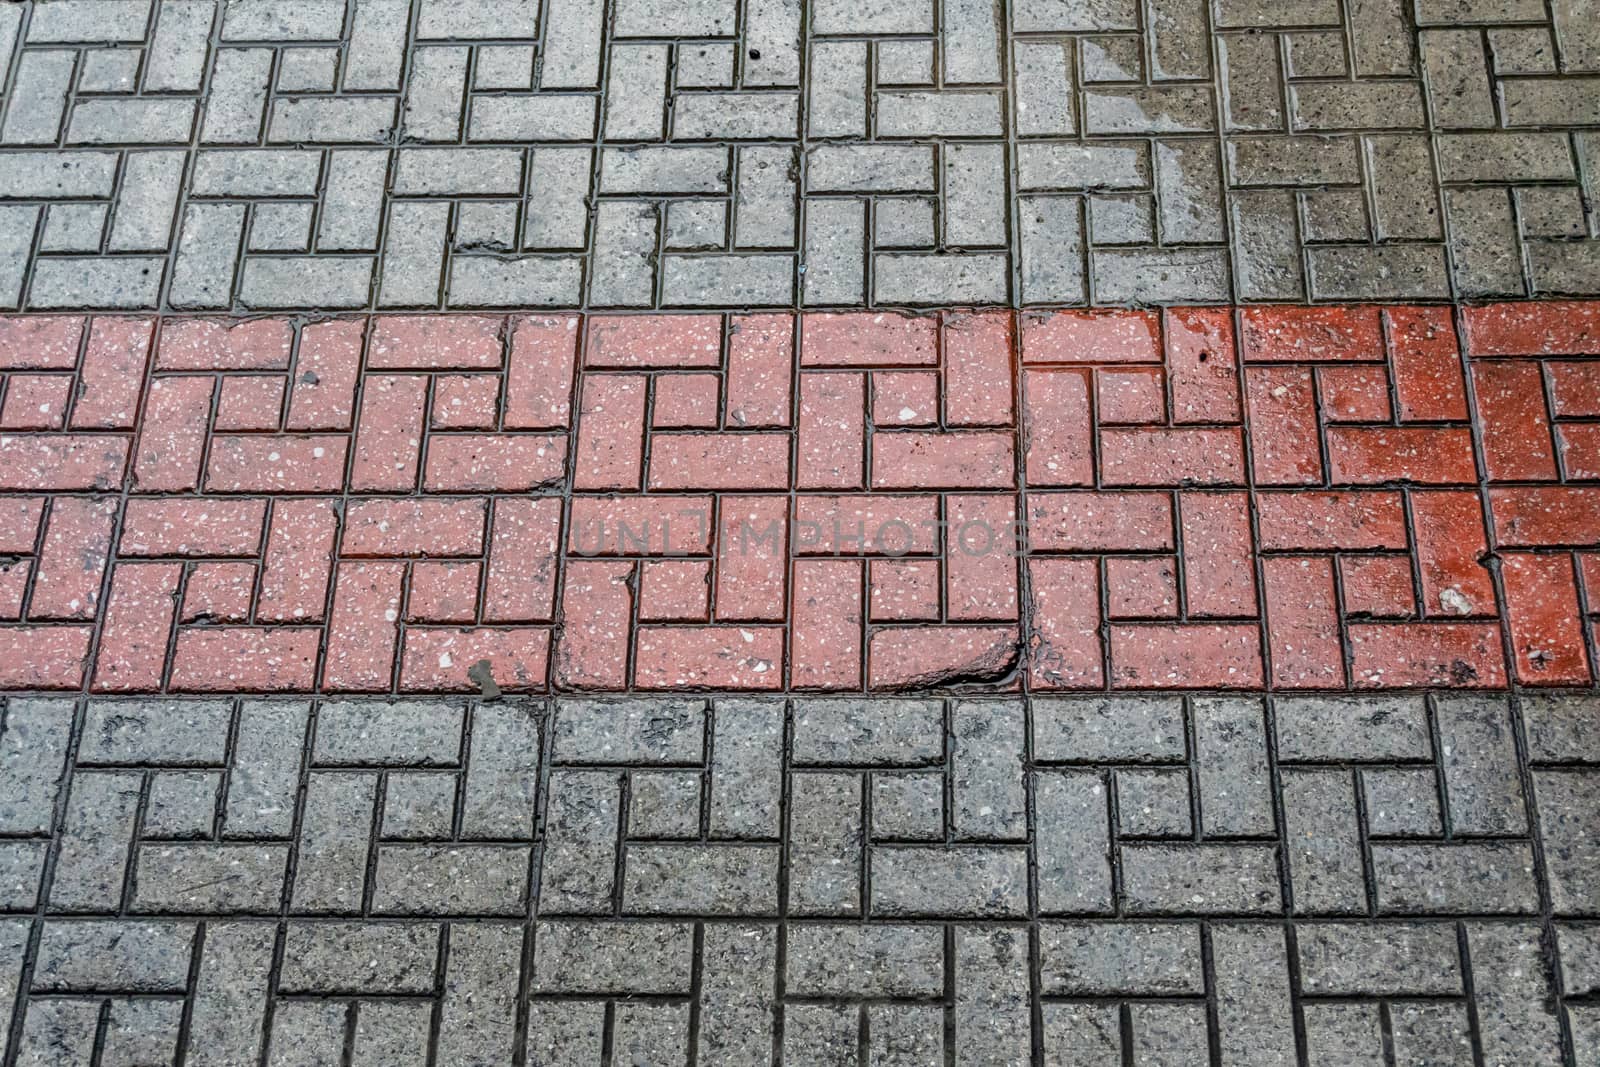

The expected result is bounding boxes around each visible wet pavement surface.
[1,0,1599,311]
[2,693,1599,1064]
[4,2,1600,1063]
[3,303,1600,696]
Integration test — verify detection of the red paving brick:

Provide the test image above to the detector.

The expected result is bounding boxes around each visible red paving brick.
[0,304,1597,694]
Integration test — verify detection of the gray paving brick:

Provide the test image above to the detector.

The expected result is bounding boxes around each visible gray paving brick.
[371,844,529,915]
[249,202,311,251]
[67,99,195,144]
[812,0,932,34]
[743,0,801,86]
[27,0,151,42]
[79,700,231,764]
[269,97,397,143]
[315,148,388,251]
[134,843,290,911]
[954,926,1030,1065]
[1086,85,1214,134]
[417,0,535,37]
[3,50,75,145]
[402,46,468,141]
[1015,41,1076,135]
[1363,767,1444,835]
[944,142,1007,248]
[808,40,867,138]
[1372,842,1539,913]
[662,253,794,305]
[344,0,408,90]
[0,700,75,835]
[787,922,942,996]
[1523,694,1600,762]
[436,923,520,1065]
[184,922,275,1065]
[241,254,374,308]
[1292,81,1425,130]
[802,197,865,304]
[108,150,185,251]
[1040,921,1203,994]
[279,922,438,993]
[0,7,16,84]
[1229,134,1361,185]
[291,772,376,912]
[1470,924,1565,1064]
[1311,243,1452,300]
[521,146,592,250]
[1121,843,1282,913]
[0,206,35,307]
[808,144,934,194]
[616,0,737,36]
[201,47,272,143]
[1281,768,1366,914]
[792,698,943,764]
[28,254,167,308]
[878,90,1003,137]
[623,843,780,913]
[0,150,117,198]
[540,0,604,88]
[676,92,797,140]
[1533,770,1600,915]
[1366,134,1443,240]
[169,202,243,307]
[787,771,862,915]
[1035,769,1113,914]
[1435,695,1526,835]
[601,146,728,195]
[951,700,1026,840]
[192,149,321,197]
[539,769,621,913]
[224,701,309,838]
[221,0,346,40]
[531,920,693,994]
[871,845,1028,917]
[1275,695,1431,761]
[34,919,193,991]
[876,252,1008,304]
[1211,925,1298,1066]
[378,200,448,305]
[1020,196,1086,303]
[1423,29,1497,128]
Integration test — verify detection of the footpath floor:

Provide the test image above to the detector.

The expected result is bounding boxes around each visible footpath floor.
[2,0,1600,1063]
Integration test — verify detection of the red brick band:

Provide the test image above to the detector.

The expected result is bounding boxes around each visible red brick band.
[0,303,1596,694]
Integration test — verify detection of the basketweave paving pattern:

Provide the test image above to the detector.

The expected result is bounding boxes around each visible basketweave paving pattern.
[2,301,1600,695]
[2,0,1600,311]
[0,693,1598,1066]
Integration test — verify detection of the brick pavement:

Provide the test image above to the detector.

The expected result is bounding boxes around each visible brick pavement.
[5,2,1600,1058]
[2,0,1600,310]
[1,301,1598,696]
[1,692,1597,1064]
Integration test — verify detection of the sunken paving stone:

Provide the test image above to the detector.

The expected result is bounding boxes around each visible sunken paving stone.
[0,692,1596,1064]
[3,0,1600,309]
[1,303,1600,695]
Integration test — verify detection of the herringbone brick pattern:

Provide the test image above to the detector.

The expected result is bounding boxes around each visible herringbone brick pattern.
[1,693,1596,1064]
[1,0,1599,310]
[1,302,1598,694]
